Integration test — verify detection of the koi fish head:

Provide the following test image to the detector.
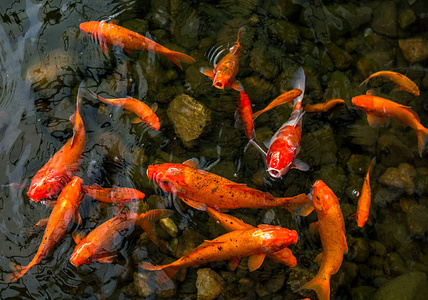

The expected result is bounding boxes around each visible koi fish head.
[70,242,96,267]
[27,176,61,202]
[352,95,375,113]
[311,180,338,215]
[212,70,233,90]
[266,140,294,178]
[79,21,103,40]
[146,164,185,194]
[258,225,298,253]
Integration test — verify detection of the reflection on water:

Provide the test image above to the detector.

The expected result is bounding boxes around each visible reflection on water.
[0,0,427,299]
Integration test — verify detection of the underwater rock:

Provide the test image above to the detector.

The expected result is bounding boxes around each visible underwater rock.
[324,71,354,103]
[336,260,358,286]
[356,51,396,78]
[134,272,155,297]
[347,154,372,176]
[269,0,300,19]
[0,110,9,131]
[266,19,300,51]
[167,94,211,148]
[324,42,353,70]
[369,241,387,257]
[399,36,428,63]
[249,41,280,80]
[398,9,417,29]
[196,268,225,300]
[386,252,408,276]
[171,0,200,49]
[347,237,370,263]
[351,286,377,300]
[94,131,127,163]
[265,274,286,294]
[373,271,428,300]
[312,164,347,196]
[377,134,413,167]
[406,204,428,237]
[159,218,178,238]
[175,228,206,259]
[300,124,337,167]
[244,76,277,104]
[379,163,416,195]
[298,40,334,75]
[122,18,149,34]
[371,1,397,37]
[415,168,428,195]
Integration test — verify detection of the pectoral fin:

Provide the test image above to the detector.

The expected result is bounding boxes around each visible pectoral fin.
[230,257,241,271]
[231,80,244,91]
[73,211,83,226]
[97,255,117,263]
[100,40,111,56]
[248,253,266,271]
[200,67,215,79]
[180,197,207,211]
[72,231,86,244]
[291,158,309,171]
[378,116,390,127]
[366,114,379,127]
[183,158,200,169]
[131,117,143,124]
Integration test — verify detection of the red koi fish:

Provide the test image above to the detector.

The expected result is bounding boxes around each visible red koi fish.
[90,91,160,130]
[352,92,428,157]
[206,207,297,267]
[83,184,145,204]
[200,26,245,91]
[27,100,85,202]
[141,225,298,282]
[252,89,302,120]
[69,209,172,266]
[349,157,376,227]
[6,177,84,282]
[235,90,255,140]
[147,161,313,216]
[304,99,347,113]
[79,21,195,69]
[265,67,309,178]
[360,70,420,96]
[302,180,348,300]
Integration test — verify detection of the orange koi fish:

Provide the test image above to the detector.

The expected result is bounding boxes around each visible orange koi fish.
[83,184,145,204]
[141,225,298,282]
[27,99,85,202]
[200,26,245,91]
[302,180,348,300]
[352,93,428,157]
[90,91,160,130]
[360,71,420,96]
[252,89,302,120]
[304,99,347,113]
[349,157,375,227]
[266,67,309,178]
[147,161,313,216]
[70,209,172,266]
[6,177,84,282]
[79,21,195,69]
[235,90,255,140]
[206,207,297,267]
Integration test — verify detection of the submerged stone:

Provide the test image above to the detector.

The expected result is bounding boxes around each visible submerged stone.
[377,133,413,167]
[196,268,225,300]
[324,42,353,70]
[399,36,428,63]
[406,204,428,237]
[373,272,428,300]
[379,163,416,195]
[167,94,211,148]
[300,124,337,167]
[371,1,397,37]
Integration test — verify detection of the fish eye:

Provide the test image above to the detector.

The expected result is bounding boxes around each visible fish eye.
[86,256,91,261]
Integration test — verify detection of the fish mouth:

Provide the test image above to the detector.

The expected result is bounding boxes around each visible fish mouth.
[214,82,223,89]
[267,168,282,179]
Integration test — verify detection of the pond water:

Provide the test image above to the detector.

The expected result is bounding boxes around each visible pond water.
[0,0,427,299]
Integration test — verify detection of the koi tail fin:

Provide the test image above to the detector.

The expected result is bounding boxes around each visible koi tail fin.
[237,26,246,43]
[359,77,370,87]
[280,193,314,217]
[301,275,330,300]
[136,209,173,251]
[166,51,196,70]
[5,263,29,283]
[416,128,428,157]
[140,262,179,283]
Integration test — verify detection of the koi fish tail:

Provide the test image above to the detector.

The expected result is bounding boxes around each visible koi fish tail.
[136,209,173,249]
[236,26,246,43]
[166,51,196,70]
[139,262,179,283]
[416,128,428,157]
[5,263,29,283]
[301,275,330,300]
[280,193,314,217]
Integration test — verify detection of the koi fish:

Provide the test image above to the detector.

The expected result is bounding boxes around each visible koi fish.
[80,21,195,69]
[83,184,145,204]
[352,93,428,157]
[349,157,376,227]
[360,70,420,96]
[235,90,255,140]
[27,99,85,202]
[265,67,309,178]
[252,89,302,120]
[6,177,84,282]
[140,225,298,282]
[200,26,245,91]
[206,207,297,267]
[69,209,172,266]
[90,91,160,130]
[147,161,313,216]
[302,180,348,300]
[304,99,347,113]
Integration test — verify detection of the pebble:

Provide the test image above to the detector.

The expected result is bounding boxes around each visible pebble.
[379,163,417,195]
[374,272,428,300]
[406,204,428,236]
[196,268,225,300]
[159,217,178,238]
[399,37,428,63]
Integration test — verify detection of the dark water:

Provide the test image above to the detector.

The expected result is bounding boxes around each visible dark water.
[0,0,427,299]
